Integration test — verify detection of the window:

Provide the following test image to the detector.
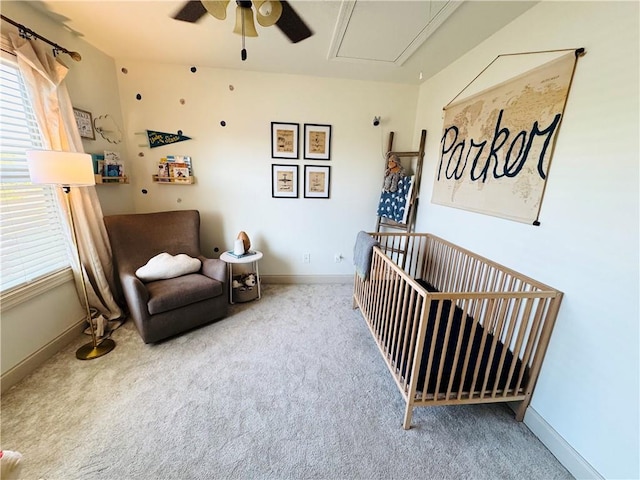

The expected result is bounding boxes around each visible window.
[0,57,72,296]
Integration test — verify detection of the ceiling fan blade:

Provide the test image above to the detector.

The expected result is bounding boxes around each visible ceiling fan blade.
[275,1,313,43]
[173,1,208,22]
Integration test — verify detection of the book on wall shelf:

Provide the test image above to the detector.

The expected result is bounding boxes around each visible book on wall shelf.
[153,155,194,184]
[91,152,129,184]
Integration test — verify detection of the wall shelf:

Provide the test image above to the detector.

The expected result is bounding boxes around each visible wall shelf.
[95,174,129,184]
[152,175,195,184]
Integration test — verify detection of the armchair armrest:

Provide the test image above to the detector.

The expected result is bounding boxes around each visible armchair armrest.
[199,257,226,283]
[120,272,150,318]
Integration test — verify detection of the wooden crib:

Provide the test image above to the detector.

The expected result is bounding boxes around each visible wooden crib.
[353,232,563,429]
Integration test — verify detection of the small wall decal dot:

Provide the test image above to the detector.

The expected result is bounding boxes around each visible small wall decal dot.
[121,67,128,74]
[177,130,183,135]
[141,189,148,194]
[138,152,144,157]
[220,121,226,127]
[180,98,185,105]
[190,66,197,73]
[136,93,142,100]
[229,85,234,91]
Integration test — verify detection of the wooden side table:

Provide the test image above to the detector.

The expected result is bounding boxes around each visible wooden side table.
[219,250,263,304]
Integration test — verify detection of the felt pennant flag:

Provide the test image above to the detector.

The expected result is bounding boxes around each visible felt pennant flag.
[146,130,191,148]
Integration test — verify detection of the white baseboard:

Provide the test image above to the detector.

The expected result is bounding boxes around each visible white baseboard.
[1,321,84,394]
[524,407,603,479]
[261,274,353,284]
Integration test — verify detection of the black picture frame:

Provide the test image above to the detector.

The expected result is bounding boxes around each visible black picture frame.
[271,122,299,159]
[304,165,331,199]
[272,164,299,198]
[303,123,331,160]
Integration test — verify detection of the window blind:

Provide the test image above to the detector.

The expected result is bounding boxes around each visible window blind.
[0,59,71,293]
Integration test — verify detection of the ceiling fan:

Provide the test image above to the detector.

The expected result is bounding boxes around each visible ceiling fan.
[173,1,313,61]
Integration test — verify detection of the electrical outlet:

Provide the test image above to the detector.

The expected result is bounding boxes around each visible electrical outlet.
[303,253,311,264]
[334,254,343,263]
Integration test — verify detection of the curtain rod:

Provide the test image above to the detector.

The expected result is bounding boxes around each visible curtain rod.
[0,14,81,61]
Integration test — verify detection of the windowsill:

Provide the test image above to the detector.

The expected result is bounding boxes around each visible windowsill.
[0,268,74,311]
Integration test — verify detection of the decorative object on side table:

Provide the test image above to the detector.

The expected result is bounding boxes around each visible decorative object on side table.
[26,149,115,360]
[237,231,251,252]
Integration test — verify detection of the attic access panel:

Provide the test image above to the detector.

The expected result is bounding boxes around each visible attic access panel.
[328,0,462,65]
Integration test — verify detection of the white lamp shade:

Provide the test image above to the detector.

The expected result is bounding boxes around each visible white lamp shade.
[26,150,95,187]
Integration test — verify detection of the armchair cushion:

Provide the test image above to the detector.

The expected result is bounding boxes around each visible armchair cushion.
[136,252,201,282]
[146,273,223,315]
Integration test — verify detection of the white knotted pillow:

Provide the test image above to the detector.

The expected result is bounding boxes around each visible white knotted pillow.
[135,252,201,282]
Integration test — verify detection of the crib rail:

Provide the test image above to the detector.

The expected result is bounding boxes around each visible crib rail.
[354,232,563,429]
[353,246,428,395]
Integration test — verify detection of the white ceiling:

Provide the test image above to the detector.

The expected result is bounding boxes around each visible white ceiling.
[30,0,537,85]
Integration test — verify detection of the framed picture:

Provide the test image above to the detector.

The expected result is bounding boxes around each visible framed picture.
[304,165,331,199]
[303,123,331,160]
[272,164,299,198]
[73,108,95,140]
[271,122,299,159]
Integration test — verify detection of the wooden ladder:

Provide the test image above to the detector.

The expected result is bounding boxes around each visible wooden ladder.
[375,129,427,234]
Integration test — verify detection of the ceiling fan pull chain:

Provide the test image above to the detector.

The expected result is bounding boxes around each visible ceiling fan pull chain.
[241,4,247,61]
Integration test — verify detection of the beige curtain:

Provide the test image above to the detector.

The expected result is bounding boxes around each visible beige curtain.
[10,34,123,321]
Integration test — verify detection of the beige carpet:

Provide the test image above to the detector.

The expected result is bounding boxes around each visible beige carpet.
[1,283,572,479]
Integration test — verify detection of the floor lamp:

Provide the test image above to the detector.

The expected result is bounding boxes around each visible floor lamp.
[26,150,116,360]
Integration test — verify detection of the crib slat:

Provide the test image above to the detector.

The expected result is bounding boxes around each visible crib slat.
[386,265,400,348]
[406,294,424,389]
[372,256,387,336]
[496,296,525,397]
[433,297,458,397]
[419,299,445,402]
[446,298,471,399]
[504,296,535,397]
[481,295,511,398]
[470,297,497,399]
[515,298,547,390]
[389,280,406,366]
[456,302,482,400]
[398,288,418,387]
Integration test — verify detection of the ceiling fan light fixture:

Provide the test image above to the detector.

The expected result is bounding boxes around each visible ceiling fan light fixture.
[254,0,282,27]
[201,0,230,20]
[233,5,258,37]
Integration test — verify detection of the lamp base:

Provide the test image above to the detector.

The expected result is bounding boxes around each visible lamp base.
[76,338,116,360]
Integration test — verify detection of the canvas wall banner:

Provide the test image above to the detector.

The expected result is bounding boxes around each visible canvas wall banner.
[432,51,578,224]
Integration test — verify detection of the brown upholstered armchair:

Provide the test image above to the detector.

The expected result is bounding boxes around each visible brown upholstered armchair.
[103,210,228,343]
